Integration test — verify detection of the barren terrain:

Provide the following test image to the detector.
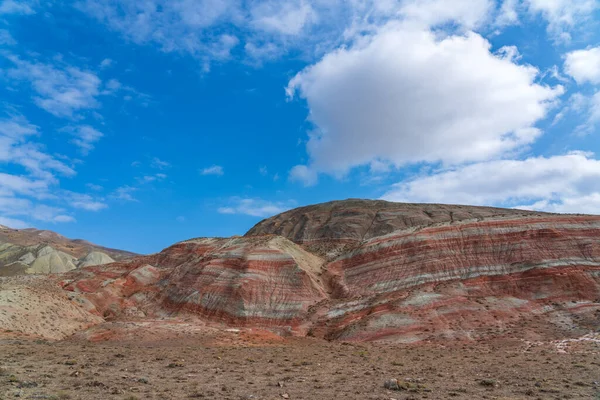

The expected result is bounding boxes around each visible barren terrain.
[1,331,599,400]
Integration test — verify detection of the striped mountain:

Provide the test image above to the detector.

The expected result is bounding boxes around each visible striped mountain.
[2,200,600,343]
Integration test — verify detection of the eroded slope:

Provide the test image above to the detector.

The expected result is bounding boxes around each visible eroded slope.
[61,236,327,335]
[0,225,136,275]
[246,199,550,258]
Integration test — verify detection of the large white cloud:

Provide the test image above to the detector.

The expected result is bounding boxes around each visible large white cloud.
[565,46,600,85]
[287,23,562,183]
[383,152,600,214]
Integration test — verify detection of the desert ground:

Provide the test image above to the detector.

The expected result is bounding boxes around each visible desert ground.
[1,330,599,400]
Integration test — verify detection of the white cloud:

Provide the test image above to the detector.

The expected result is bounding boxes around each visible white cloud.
[526,0,598,42]
[496,0,520,26]
[103,78,122,94]
[0,172,49,198]
[61,125,103,154]
[398,0,494,30]
[99,58,113,69]
[556,91,600,135]
[287,23,562,181]
[137,173,167,183]
[564,46,600,85]
[244,41,281,61]
[383,152,600,214]
[0,113,38,138]
[29,204,75,223]
[0,111,111,226]
[76,0,240,65]
[151,157,171,169]
[200,165,224,176]
[592,91,600,122]
[289,164,318,186]
[5,54,102,118]
[250,0,316,35]
[65,192,107,211]
[110,185,137,202]
[217,197,294,217]
[0,0,36,15]
[76,0,499,66]
[0,196,75,224]
[0,114,74,179]
[0,216,28,229]
[86,183,103,191]
[0,29,16,45]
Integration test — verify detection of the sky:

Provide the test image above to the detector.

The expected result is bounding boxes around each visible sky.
[1,0,600,254]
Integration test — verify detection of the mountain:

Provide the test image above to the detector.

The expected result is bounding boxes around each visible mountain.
[245,199,551,258]
[0,225,137,276]
[1,199,599,343]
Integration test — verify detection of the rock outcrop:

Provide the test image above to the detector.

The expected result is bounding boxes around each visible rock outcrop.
[2,199,600,343]
[61,236,327,334]
[246,199,550,258]
[0,225,134,276]
[316,215,600,341]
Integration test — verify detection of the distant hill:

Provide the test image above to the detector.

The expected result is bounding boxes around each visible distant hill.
[0,225,137,276]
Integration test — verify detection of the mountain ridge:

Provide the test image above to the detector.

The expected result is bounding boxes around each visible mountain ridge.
[1,199,599,344]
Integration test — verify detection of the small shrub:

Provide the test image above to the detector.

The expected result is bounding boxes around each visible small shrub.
[479,379,498,388]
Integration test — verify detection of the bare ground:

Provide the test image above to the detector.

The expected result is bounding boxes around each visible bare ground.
[1,331,599,400]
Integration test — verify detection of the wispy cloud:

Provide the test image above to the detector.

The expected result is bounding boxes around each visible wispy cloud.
[526,0,598,43]
[0,108,111,226]
[99,58,113,69]
[110,185,138,202]
[65,192,107,211]
[61,125,104,154]
[0,0,36,15]
[200,165,224,176]
[0,113,74,179]
[5,54,102,119]
[0,29,16,45]
[86,183,103,191]
[0,195,75,226]
[137,173,167,184]
[217,197,294,218]
[151,157,171,170]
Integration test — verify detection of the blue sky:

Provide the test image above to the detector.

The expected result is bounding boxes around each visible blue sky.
[1,0,600,254]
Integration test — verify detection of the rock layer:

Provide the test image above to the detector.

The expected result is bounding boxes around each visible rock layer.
[246,199,550,258]
[62,236,327,334]
[316,216,600,341]
[2,200,600,343]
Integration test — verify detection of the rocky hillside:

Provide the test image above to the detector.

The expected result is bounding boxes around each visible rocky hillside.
[1,200,599,343]
[245,199,551,258]
[0,225,136,276]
